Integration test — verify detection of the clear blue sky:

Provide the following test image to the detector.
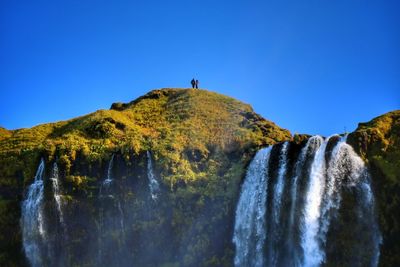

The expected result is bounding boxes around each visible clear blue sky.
[1,0,399,135]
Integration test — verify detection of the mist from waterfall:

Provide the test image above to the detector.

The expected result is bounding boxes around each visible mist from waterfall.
[233,136,381,267]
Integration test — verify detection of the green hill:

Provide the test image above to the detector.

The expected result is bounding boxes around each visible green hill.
[0,88,398,267]
[0,88,291,266]
[0,88,290,186]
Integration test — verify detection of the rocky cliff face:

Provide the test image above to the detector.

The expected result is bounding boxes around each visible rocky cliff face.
[0,89,398,267]
[348,110,400,267]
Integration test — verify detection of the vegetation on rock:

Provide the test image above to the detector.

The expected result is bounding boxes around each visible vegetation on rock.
[0,88,290,266]
[348,110,400,267]
[0,88,398,266]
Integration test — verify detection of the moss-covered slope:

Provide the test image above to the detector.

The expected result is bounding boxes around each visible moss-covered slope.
[2,88,398,266]
[0,88,291,266]
[348,110,400,267]
[0,88,290,184]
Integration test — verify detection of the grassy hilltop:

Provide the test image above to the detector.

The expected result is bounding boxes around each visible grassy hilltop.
[0,88,290,187]
[0,88,291,266]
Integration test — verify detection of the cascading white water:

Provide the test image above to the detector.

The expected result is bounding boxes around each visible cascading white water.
[146,151,160,200]
[286,136,323,266]
[50,162,64,224]
[301,136,332,267]
[268,142,289,265]
[288,136,322,233]
[272,142,289,221]
[97,153,128,264]
[358,179,382,267]
[98,154,114,264]
[319,136,381,267]
[103,154,115,187]
[21,159,46,267]
[99,154,115,198]
[233,135,382,267]
[233,147,272,267]
[317,136,350,251]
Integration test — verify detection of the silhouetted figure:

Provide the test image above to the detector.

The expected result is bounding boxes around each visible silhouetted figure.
[195,79,199,89]
[191,78,196,88]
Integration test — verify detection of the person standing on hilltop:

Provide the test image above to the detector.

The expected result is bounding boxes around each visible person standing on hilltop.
[195,79,199,89]
[191,78,196,88]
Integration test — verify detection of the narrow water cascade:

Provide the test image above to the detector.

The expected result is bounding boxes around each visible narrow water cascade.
[267,142,289,266]
[146,151,160,200]
[357,179,382,267]
[286,136,323,265]
[233,136,382,267]
[98,154,115,263]
[117,201,125,233]
[103,154,115,188]
[50,162,64,224]
[317,136,350,251]
[97,153,126,265]
[21,159,46,267]
[301,136,332,267]
[233,147,272,267]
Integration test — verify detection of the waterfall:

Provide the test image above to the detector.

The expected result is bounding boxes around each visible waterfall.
[301,136,332,267]
[21,159,46,267]
[358,178,382,267]
[233,136,381,267]
[268,142,289,266]
[99,154,115,197]
[320,136,381,267]
[117,201,125,233]
[97,153,127,265]
[103,154,115,187]
[317,136,350,252]
[50,162,64,224]
[286,136,323,266]
[233,146,272,267]
[146,151,160,200]
[272,142,289,222]
[98,154,115,263]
